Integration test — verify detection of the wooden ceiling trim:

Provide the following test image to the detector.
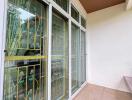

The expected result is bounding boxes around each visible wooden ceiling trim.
[79,0,125,13]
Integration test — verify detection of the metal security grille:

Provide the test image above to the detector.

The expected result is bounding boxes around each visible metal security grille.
[51,13,69,100]
[4,0,47,100]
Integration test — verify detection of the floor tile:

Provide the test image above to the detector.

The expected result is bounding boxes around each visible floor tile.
[73,84,132,100]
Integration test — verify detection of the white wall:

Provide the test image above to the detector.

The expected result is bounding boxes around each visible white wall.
[87,3,132,92]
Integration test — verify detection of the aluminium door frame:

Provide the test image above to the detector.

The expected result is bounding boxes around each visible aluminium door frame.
[0,0,8,99]
[0,0,87,100]
[68,0,72,99]
[70,4,87,99]
[47,2,52,100]
[45,1,88,99]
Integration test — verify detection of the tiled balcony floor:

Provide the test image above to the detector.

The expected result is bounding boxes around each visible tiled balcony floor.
[73,84,132,100]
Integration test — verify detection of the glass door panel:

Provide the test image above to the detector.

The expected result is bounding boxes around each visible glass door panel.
[71,23,80,94]
[81,31,86,85]
[51,12,69,100]
[4,0,47,100]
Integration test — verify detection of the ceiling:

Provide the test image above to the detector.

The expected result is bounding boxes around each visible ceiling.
[79,0,125,13]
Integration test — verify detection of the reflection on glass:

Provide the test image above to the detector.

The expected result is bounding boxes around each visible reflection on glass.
[51,13,69,100]
[71,6,79,22]
[81,17,86,28]
[4,0,47,100]
[6,0,47,56]
[71,23,80,94]
[81,31,86,85]
[53,0,69,12]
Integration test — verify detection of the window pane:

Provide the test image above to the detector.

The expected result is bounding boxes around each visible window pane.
[53,0,69,12]
[81,31,86,84]
[81,17,86,28]
[4,0,47,100]
[71,6,79,22]
[51,12,69,100]
[71,23,80,94]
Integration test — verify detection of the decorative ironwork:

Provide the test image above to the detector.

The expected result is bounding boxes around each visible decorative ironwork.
[4,0,47,100]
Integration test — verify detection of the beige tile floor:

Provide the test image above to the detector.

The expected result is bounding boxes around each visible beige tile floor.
[73,84,132,100]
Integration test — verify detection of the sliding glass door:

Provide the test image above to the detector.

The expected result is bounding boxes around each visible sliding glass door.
[4,0,47,99]
[71,23,80,94]
[81,31,86,85]
[71,24,86,94]
[3,0,87,99]
[51,12,69,100]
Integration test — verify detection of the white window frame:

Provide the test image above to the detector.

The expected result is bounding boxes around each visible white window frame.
[0,0,87,100]
[0,0,8,99]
